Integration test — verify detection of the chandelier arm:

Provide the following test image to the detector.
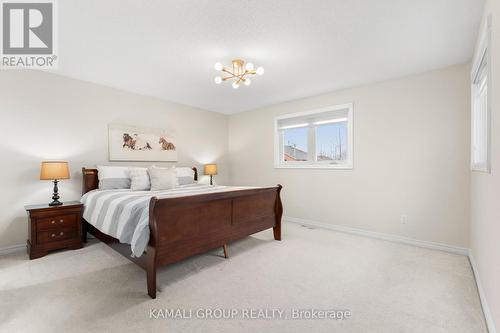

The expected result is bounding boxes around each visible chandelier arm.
[221,70,243,81]
[221,68,235,76]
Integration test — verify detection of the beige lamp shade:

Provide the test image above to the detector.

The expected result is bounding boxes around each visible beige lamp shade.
[204,164,218,176]
[40,161,70,180]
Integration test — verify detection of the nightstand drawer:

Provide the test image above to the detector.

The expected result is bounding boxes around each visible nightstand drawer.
[37,227,77,244]
[37,214,77,231]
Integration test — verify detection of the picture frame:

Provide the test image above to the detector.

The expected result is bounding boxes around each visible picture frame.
[108,124,177,162]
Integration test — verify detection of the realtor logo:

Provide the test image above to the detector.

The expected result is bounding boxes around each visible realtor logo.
[1,0,57,68]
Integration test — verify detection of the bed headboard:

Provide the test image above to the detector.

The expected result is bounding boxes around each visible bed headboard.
[82,167,198,194]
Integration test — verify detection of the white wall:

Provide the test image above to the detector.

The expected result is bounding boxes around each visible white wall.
[0,70,228,248]
[0,65,472,254]
[470,0,500,331]
[228,64,470,247]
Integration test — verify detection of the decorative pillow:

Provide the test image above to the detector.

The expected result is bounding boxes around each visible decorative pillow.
[175,167,196,185]
[128,167,150,191]
[148,166,176,191]
[97,166,131,190]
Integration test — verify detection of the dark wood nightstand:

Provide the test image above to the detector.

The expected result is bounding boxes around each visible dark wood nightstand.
[25,201,83,259]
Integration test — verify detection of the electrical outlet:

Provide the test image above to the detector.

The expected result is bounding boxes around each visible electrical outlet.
[400,214,408,224]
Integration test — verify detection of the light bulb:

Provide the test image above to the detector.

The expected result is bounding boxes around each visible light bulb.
[214,76,222,84]
[232,81,240,89]
[245,62,254,71]
[244,78,251,86]
[214,62,223,71]
[256,66,265,75]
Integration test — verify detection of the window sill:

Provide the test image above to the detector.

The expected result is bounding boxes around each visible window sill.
[471,167,491,173]
[274,164,353,170]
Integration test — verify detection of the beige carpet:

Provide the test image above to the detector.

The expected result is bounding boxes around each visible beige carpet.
[0,223,487,333]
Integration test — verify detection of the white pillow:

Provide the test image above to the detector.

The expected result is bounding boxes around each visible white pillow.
[97,166,131,190]
[175,167,196,185]
[148,166,176,191]
[129,167,150,191]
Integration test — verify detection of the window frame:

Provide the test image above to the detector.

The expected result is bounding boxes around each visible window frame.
[470,15,492,173]
[274,103,353,169]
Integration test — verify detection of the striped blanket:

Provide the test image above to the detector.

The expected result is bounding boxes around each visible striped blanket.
[81,184,253,257]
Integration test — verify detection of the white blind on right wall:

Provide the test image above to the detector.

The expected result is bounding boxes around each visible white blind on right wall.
[472,53,489,171]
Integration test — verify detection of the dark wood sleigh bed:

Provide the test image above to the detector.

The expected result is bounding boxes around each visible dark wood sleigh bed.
[81,167,283,299]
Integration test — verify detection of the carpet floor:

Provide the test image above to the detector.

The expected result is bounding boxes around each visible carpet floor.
[0,223,487,333]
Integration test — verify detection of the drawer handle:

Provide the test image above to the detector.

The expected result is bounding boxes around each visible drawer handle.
[51,220,55,224]
[60,232,64,236]
[51,232,64,238]
[59,219,64,223]
[51,233,56,237]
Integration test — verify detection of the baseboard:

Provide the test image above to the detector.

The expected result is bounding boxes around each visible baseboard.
[469,253,497,333]
[284,216,469,256]
[0,243,26,256]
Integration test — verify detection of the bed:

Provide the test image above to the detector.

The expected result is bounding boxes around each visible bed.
[81,167,283,298]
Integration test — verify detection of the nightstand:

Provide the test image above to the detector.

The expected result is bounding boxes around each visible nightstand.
[25,201,83,259]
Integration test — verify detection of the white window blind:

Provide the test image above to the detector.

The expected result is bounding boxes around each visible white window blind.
[471,18,491,173]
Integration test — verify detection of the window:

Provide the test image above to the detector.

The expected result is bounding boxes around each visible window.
[283,126,308,161]
[471,17,491,172]
[274,104,353,169]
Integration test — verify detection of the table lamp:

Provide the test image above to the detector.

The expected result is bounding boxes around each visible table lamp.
[204,164,218,185]
[40,161,70,206]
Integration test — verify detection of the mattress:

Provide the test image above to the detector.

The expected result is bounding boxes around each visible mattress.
[81,184,254,257]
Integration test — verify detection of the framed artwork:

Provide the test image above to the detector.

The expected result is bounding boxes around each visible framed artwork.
[108,124,177,162]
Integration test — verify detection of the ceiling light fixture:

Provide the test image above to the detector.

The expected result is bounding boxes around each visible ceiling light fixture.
[214,59,264,89]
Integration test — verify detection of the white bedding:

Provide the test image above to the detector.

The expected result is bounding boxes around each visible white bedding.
[81,184,255,257]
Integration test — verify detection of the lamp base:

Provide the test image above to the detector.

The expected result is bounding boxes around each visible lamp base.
[49,179,62,206]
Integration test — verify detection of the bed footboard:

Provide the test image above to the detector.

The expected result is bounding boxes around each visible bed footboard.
[146,185,283,298]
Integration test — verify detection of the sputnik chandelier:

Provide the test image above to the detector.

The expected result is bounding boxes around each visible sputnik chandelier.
[214,59,264,89]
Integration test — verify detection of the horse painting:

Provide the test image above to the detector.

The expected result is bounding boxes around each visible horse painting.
[110,124,178,161]
[122,133,136,149]
[159,137,175,150]
[122,133,152,150]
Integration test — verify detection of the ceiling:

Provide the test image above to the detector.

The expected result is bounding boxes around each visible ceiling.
[55,0,484,114]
